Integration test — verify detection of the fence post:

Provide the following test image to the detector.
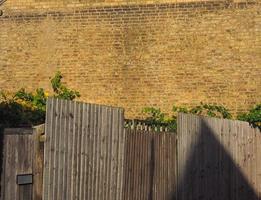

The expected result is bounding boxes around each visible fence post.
[32,124,45,200]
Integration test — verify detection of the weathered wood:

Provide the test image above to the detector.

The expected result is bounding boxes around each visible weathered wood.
[1,129,36,200]
[122,129,177,200]
[177,113,261,200]
[1,125,44,200]
[4,128,33,135]
[32,127,44,200]
[43,98,126,200]
[19,185,32,200]
[43,98,177,200]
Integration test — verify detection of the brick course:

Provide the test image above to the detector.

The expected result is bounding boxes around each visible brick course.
[0,0,260,118]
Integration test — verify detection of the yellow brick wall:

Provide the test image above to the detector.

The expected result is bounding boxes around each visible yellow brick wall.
[2,0,224,12]
[0,1,260,118]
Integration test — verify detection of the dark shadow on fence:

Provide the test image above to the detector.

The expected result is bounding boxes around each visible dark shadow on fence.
[122,130,177,200]
[177,118,259,200]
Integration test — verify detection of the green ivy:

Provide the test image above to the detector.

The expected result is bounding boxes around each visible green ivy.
[237,104,261,129]
[51,71,80,100]
[143,103,260,132]
[0,71,80,127]
[142,107,177,132]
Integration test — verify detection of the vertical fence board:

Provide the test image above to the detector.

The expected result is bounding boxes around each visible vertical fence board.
[43,98,125,200]
[3,101,260,200]
[177,113,261,200]
[254,126,260,200]
[43,97,177,200]
[1,125,44,200]
[122,129,177,200]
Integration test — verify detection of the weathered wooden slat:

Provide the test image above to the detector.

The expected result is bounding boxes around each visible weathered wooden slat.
[43,98,126,200]
[177,113,261,200]
[256,128,261,199]
[32,127,44,200]
[43,98,177,200]
[79,102,86,200]
[121,129,177,200]
[1,133,34,200]
[4,128,33,135]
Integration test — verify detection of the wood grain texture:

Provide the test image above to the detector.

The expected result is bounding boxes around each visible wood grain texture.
[43,98,125,200]
[43,98,177,200]
[122,129,177,200]
[1,126,44,200]
[177,113,261,200]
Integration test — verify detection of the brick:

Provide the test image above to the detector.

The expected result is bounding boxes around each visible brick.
[0,0,260,118]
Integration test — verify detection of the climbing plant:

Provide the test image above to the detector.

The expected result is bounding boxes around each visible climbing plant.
[237,104,261,129]
[0,71,80,127]
[143,103,260,132]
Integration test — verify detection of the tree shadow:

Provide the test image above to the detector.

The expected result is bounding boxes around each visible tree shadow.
[176,118,259,200]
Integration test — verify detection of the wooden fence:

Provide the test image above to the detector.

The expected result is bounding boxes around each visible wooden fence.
[0,125,44,200]
[1,98,260,200]
[177,113,261,200]
[43,98,126,200]
[43,98,177,200]
[123,129,177,200]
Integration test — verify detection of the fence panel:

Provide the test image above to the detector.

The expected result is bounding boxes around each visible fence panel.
[177,113,261,200]
[0,125,44,200]
[123,129,177,200]
[43,98,125,200]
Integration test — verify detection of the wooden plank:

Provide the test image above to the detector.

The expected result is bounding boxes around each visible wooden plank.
[82,103,90,200]
[19,185,32,200]
[3,135,17,200]
[4,128,33,135]
[57,99,64,200]
[76,102,83,200]
[53,98,62,200]
[1,124,44,200]
[18,185,33,200]
[43,98,181,200]
[51,98,60,200]
[32,127,44,200]
[116,108,125,200]
[66,99,74,200]
[46,97,56,200]
[92,104,98,200]
[256,128,261,199]
[219,119,230,200]
[121,130,176,200]
[62,100,69,200]
[177,113,261,200]
[105,107,112,200]
[79,102,87,200]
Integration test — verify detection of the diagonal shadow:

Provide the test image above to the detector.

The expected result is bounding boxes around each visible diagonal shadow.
[176,117,259,200]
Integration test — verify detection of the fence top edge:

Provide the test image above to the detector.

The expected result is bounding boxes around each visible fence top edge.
[3,123,45,135]
[178,113,260,131]
[178,112,247,124]
[4,127,34,135]
[47,97,125,112]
